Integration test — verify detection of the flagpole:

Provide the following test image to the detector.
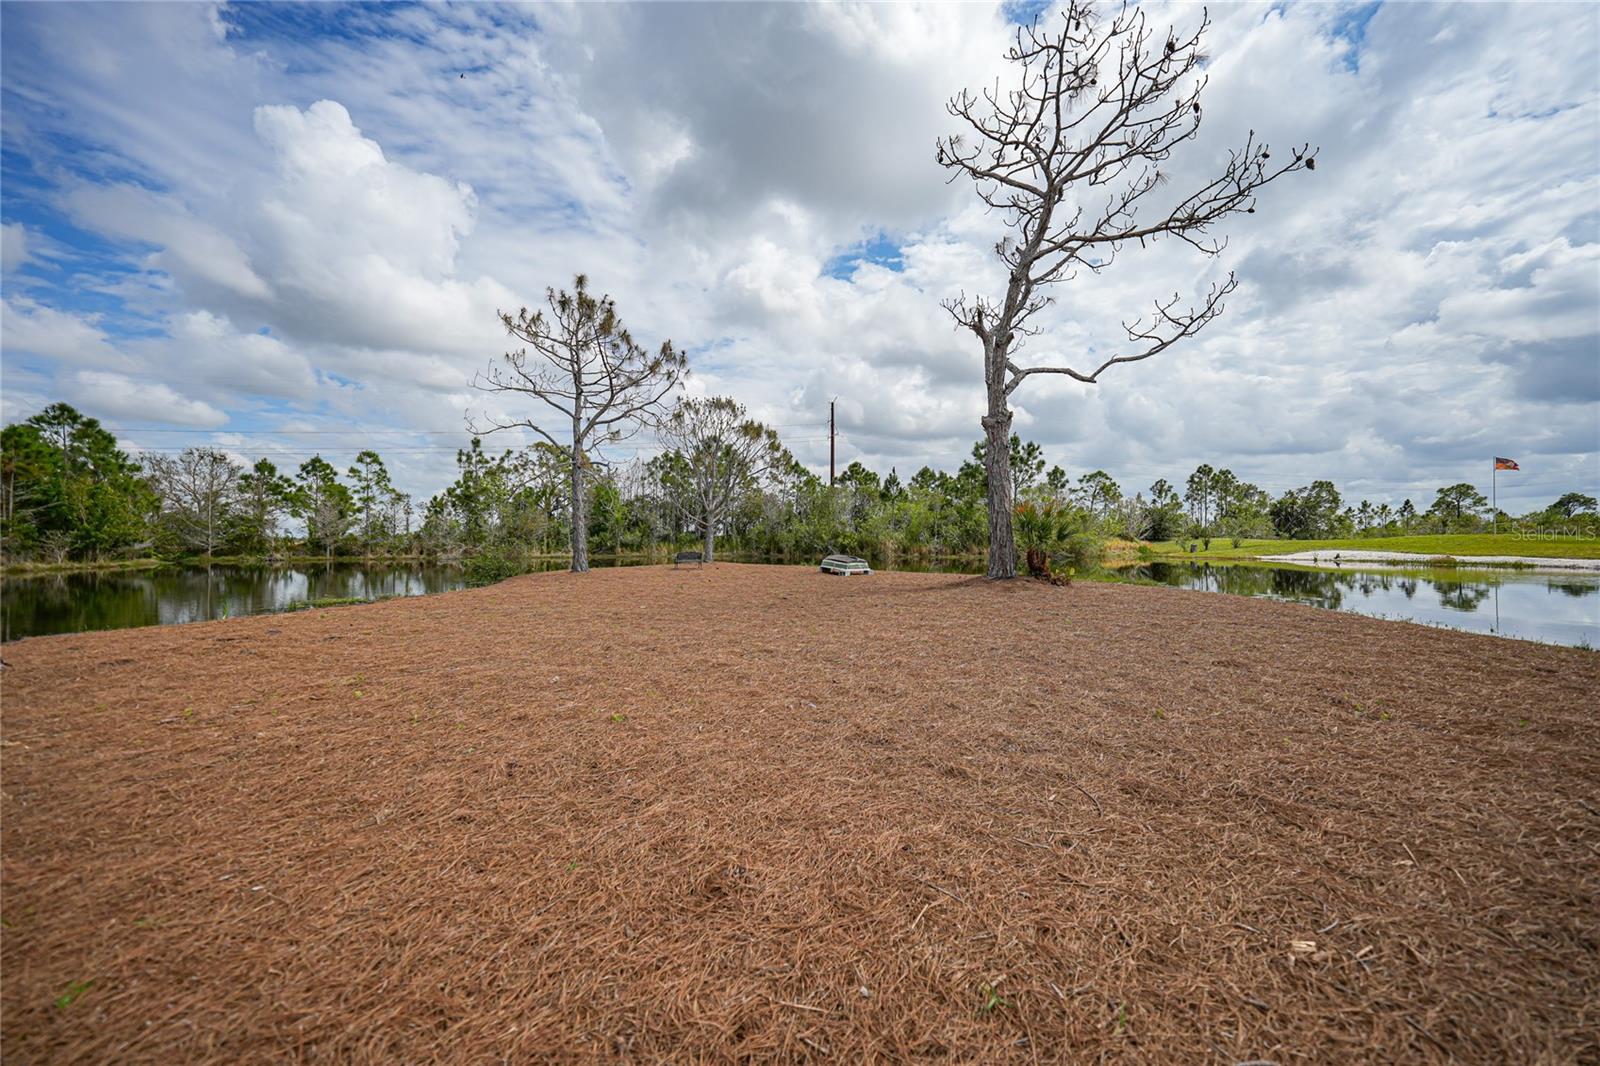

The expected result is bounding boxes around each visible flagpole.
[1492,458,1497,535]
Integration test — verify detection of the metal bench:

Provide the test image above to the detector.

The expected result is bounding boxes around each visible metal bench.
[674,551,704,568]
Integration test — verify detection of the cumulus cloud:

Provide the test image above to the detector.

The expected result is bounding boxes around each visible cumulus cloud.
[254,101,473,279]
[70,370,227,429]
[243,99,515,359]
[558,3,1008,249]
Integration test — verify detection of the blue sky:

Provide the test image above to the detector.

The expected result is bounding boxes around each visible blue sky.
[2,1,1596,511]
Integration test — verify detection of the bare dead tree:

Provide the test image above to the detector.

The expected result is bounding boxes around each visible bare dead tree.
[472,275,685,572]
[656,396,786,563]
[148,447,242,557]
[938,3,1316,579]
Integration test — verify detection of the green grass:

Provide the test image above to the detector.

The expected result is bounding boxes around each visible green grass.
[0,557,171,576]
[1146,534,1600,561]
[54,979,93,1010]
[280,596,375,613]
[977,981,1010,1015]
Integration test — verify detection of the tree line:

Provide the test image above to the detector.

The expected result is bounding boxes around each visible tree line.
[3,399,1593,568]
[1,403,411,563]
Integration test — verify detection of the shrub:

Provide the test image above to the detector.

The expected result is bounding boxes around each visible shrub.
[1014,500,1107,582]
[1141,504,1185,542]
[1053,531,1104,573]
[464,547,525,588]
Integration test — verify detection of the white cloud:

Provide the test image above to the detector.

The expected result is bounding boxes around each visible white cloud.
[64,184,273,302]
[1,297,129,369]
[156,311,320,401]
[69,370,227,429]
[1,223,29,274]
[252,100,473,283]
[242,99,517,361]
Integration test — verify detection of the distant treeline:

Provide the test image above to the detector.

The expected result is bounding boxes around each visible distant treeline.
[2,402,1595,565]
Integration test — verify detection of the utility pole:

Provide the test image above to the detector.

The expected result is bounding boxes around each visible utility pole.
[829,399,836,487]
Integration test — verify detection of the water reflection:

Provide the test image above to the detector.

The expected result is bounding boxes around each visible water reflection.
[2,562,471,641]
[1103,562,1597,647]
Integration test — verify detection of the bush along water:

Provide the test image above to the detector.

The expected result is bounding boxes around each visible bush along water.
[464,547,527,588]
[1015,500,1097,585]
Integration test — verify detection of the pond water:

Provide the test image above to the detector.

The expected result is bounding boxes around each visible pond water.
[1,561,470,642]
[1102,561,1598,648]
[3,557,1595,647]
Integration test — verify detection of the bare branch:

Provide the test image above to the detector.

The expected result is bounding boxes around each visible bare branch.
[1004,274,1236,394]
[937,2,1315,390]
[936,0,1315,577]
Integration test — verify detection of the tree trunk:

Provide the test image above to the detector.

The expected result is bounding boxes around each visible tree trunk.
[982,406,1017,580]
[569,450,589,573]
[702,514,715,564]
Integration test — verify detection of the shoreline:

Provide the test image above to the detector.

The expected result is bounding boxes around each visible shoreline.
[1257,549,1600,572]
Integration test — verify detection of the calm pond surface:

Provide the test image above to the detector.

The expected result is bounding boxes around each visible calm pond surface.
[2,558,1596,647]
[2,561,472,642]
[1107,561,1598,648]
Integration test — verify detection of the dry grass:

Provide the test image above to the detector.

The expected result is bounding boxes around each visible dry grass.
[3,563,1597,1063]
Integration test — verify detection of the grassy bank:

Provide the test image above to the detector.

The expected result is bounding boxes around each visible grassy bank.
[0,557,175,576]
[4,566,1596,1062]
[1144,532,1600,561]
[1,552,574,577]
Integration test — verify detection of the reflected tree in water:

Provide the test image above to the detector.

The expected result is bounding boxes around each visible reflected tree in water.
[1436,582,1492,612]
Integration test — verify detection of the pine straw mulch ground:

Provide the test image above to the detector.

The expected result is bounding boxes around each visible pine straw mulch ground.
[2,563,1597,1064]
